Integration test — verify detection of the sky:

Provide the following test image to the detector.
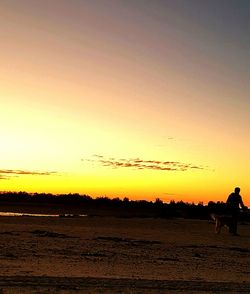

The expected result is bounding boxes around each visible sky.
[0,0,249,205]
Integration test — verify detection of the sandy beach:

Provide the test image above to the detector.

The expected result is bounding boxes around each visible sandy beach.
[0,216,249,293]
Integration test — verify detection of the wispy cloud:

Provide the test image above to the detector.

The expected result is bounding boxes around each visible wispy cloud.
[0,175,10,180]
[0,169,57,180]
[83,155,205,172]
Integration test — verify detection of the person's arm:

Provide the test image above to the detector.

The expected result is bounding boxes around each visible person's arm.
[239,196,246,210]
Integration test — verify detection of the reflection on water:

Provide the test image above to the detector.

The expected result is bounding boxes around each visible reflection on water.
[0,212,87,217]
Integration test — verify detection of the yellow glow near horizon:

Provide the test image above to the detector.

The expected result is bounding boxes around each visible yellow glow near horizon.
[0,1,249,206]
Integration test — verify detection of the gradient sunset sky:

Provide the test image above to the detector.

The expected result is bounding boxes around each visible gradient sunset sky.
[1,0,249,205]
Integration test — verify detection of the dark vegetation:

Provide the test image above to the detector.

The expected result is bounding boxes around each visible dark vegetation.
[0,191,249,221]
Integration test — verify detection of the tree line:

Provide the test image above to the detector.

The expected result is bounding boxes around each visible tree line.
[0,191,249,220]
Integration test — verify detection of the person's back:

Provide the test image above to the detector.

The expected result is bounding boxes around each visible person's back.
[226,187,245,235]
[227,191,243,211]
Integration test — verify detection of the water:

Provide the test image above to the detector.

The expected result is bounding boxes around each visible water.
[0,212,87,217]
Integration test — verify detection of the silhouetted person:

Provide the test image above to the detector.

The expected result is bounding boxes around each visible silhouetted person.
[226,187,246,236]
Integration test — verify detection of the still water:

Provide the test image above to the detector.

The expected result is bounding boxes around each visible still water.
[0,212,87,217]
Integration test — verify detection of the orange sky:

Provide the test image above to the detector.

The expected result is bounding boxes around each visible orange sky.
[0,0,249,205]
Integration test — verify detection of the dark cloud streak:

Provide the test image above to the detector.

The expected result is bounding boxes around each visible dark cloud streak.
[84,155,205,172]
[0,169,57,180]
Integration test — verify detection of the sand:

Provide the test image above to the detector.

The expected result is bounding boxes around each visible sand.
[0,216,249,293]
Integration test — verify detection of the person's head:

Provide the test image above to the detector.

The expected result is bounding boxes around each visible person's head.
[234,187,240,194]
